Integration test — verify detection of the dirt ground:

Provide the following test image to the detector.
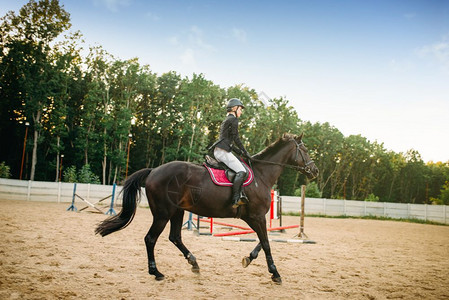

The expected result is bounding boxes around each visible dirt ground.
[0,200,448,300]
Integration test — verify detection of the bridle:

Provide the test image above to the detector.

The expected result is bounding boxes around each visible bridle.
[291,139,315,174]
[250,139,315,174]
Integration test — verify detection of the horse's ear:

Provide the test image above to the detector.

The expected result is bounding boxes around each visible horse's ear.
[296,132,304,141]
[282,133,291,140]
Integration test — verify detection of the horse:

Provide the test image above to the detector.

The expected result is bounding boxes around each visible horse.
[95,133,319,284]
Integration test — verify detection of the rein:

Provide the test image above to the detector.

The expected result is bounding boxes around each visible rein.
[250,139,315,174]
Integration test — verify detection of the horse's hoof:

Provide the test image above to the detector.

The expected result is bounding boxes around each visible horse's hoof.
[242,257,251,268]
[150,269,165,281]
[155,275,165,281]
[271,276,282,284]
[191,266,200,273]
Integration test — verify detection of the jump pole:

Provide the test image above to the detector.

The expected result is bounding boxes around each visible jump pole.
[67,182,116,214]
[195,218,251,230]
[193,216,213,235]
[219,186,316,244]
[222,236,316,244]
[213,225,299,237]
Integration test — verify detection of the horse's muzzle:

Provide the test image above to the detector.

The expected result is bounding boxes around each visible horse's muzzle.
[306,165,319,179]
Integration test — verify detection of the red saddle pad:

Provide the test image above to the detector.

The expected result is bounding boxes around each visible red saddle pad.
[203,162,254,187]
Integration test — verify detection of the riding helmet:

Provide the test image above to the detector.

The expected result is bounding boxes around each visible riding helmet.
[226,98,245,109]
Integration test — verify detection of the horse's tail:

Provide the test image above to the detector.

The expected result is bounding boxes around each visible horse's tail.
[95,168,152,237]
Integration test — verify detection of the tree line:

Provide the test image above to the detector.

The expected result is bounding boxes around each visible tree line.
[1,0,448,205]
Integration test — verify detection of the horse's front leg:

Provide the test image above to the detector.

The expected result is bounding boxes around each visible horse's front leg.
[244,216,282,284]
[242,243,262,268]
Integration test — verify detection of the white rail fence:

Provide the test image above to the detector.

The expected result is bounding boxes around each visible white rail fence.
[281,196,448,224]
[0,178,447,224]
[0,178,142,207]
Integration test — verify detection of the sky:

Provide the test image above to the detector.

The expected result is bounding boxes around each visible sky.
[2,0,449,162]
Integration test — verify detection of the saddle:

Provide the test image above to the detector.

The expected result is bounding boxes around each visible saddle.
[204,155,253,186]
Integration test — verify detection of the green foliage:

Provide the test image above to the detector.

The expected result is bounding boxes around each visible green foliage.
[0,0,71,181]
[63,164,100,184]
[306,182,322,198]
[1,0,449,205]
[63,166,77,183]
[364,193,379,202]
[294,182,322,198]
[432,181,449,205]
[294,188,301,197]
[0,162,11,178]
[78,164,100,184]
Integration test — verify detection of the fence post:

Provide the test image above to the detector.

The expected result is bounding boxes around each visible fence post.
[57,181,61,203]
[444,205,447,224]
[297,185,310,240]
[364,201,367,217]
[27,180,32,201]
[300,185,305,232]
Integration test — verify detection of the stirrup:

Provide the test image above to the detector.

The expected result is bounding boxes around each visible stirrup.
[232,194,248,208]
[240,192,248,201]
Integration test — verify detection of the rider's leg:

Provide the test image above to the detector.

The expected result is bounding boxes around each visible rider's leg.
[214,147,248,207]
[231,171,248,208]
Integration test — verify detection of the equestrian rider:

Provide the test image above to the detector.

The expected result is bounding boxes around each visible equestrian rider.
[211,98,252,208]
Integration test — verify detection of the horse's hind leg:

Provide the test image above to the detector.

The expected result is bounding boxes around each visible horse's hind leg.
[169,210,200,273]
[242,243,262,268]
[144,217,169,280]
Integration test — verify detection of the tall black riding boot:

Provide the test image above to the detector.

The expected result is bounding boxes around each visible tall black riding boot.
[232,171,248,208]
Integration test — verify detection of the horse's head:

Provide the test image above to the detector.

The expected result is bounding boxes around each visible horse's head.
[283,133,319,179]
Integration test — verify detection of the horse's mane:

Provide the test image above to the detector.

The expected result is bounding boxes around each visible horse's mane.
[253,133,297,160]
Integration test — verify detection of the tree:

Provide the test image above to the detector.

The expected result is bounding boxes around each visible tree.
[2,0,449,201]
[0,0,71,180]
[153,71,182,165]
[44,31,83,181]
[436,181,449,205]
[299,121,344,198]
[176,73,225,162]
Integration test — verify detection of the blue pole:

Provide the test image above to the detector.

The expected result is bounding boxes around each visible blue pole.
[67,183,78,212]
[105,183,117,215]
[187,212,193,230]
[182,212,197,230]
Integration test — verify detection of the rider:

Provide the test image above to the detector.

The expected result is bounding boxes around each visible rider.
[211,98,252,208]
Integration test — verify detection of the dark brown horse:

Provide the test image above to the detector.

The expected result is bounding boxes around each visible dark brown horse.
[95,133,318,284]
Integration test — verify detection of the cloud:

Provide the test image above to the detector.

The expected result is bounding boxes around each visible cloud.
[417,35,449,71]
[232,28,247,43]
[168,36,179,46]
[389,58,415,73]
[180,48,196,66]
[145,11,160,21]
[188,25,215,51]
[94,0,132,12]
[166,26,216,68]
[403,13,416,19]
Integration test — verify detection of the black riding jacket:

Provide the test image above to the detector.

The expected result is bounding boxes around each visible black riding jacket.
[213,114,247,154]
